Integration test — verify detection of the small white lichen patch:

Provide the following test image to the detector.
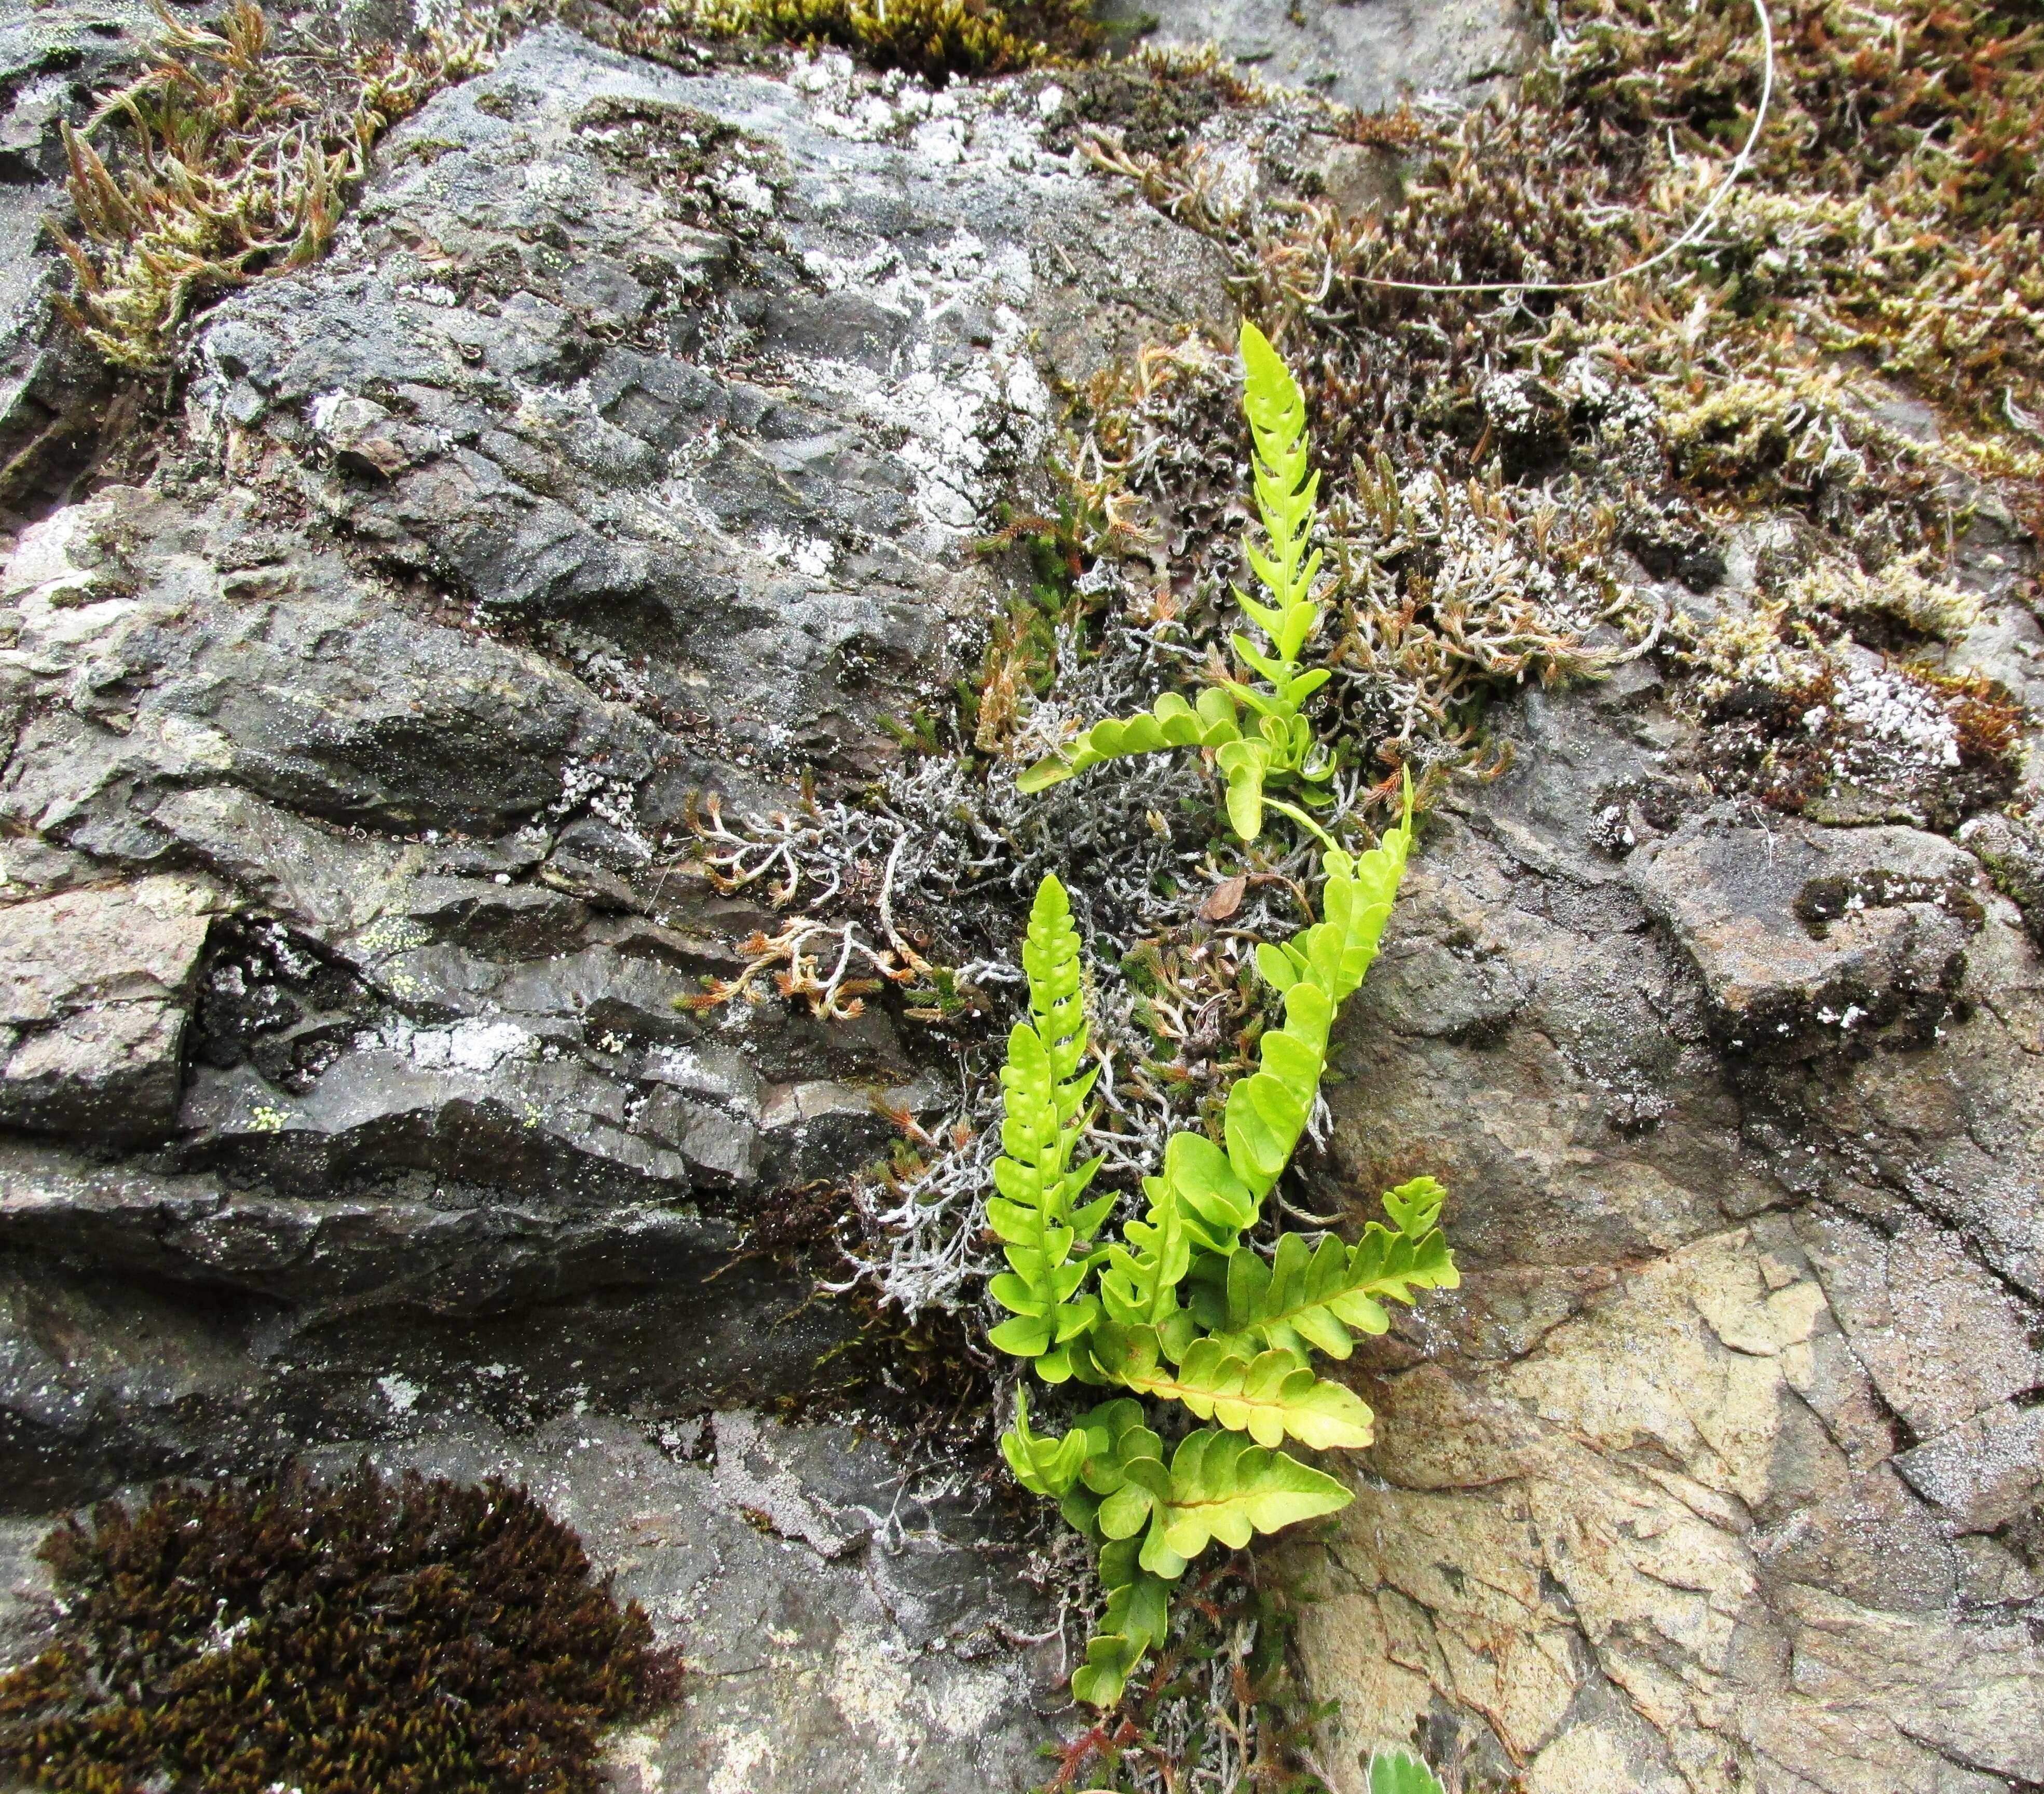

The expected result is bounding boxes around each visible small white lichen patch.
[1833,660,1961,769]
[377,1374,421,1414]
[824,1623,918,1761]
[757,527,837,579]
[405,1017,537,1073]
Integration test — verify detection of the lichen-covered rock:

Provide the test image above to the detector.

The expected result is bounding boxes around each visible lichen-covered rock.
[1,5,2040,1789]
[0,23,1237,1767]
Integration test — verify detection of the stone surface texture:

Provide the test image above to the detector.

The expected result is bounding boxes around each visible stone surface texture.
[1097,0,1531,111]
[1295,674,2044,1793]
[0,8,2038,1794]
[0,26,1229,1781]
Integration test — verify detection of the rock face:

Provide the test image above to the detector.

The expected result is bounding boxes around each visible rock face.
[0,23,1231,1485]
[1296,675,2044,1793]
[0,28,1231,1778]
[0,875,217,1139]
[1,8,2040,1794]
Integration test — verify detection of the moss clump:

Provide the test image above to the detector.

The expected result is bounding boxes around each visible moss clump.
[1961,808,2044,946]
[617,0,1100,82]
[0,1461,680,1794]
[1070,0,2039,835]
[53,2,495,371]
[1039,50,1255,157]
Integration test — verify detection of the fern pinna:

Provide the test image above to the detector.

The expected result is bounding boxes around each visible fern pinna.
[1016,321,1337,842]
[990,784,1459,1706]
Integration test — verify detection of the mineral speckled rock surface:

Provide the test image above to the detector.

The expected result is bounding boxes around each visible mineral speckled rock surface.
[0,3,2041,1791]
[0,25,1235,1780]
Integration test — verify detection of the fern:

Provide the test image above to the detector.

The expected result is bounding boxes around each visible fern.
[1033,1397,1348,1706]
[1211,1178,1459,1362]
[1370,1751,1449,1794]
[984,874,1110,1382]
[991,331,1457,1711]
[1086,1323,1378,1450]
[1017,322,1335,840]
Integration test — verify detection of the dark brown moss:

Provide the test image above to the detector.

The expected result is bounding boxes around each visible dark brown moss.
[0,1461,681,1794]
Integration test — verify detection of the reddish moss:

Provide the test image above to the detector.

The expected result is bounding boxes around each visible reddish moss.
[0,1461,681,1794]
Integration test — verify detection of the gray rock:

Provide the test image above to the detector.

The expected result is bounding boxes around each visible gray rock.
[1095,0,1533,112]
[1301,688,2044,1793]
[0,874,218,1140]
[1895,1402,2044,1537]
[0,26,1230,1522]
[1630,816,1981,1060]
[0,1407,1061,1790]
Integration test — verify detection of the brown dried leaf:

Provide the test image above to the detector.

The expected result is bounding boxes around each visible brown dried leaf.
[1200,875,1247,921]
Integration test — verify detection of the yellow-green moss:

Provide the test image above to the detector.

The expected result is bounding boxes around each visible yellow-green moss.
[620,0,1100,80]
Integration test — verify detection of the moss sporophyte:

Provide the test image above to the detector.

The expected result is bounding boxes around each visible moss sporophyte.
[990,330,1459,1710]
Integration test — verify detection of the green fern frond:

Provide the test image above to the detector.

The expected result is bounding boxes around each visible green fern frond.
[1016,324,1334,840]
[1070,1537,1174,1709]
[985,874,1109,1380]
[999,1387,1089,1496]
[1097,1424,1352,1580]
[1085,1322,1377,1451]
[1053,1401,1348,1706]
[1014,687,1241,793]
[1214,1187,1460,1362]
[1224,774,1414,1199]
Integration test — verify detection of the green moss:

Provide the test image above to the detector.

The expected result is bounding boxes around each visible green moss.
[615,0,1101,82]
[0,1461,680,1794]
[1039,50,1253,157]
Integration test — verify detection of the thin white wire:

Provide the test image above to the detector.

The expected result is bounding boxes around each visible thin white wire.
[1352,0,1777,295]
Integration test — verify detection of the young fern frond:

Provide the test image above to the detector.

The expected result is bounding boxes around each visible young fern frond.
[985,875,1109,1382]
[1016,323,1334,840]
[992,717,1453,1710]
[1089,784,1416,1367]
[1013,687,1243,792]
[1000,1387,1089,1495]
[1222,813,1408,1197]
